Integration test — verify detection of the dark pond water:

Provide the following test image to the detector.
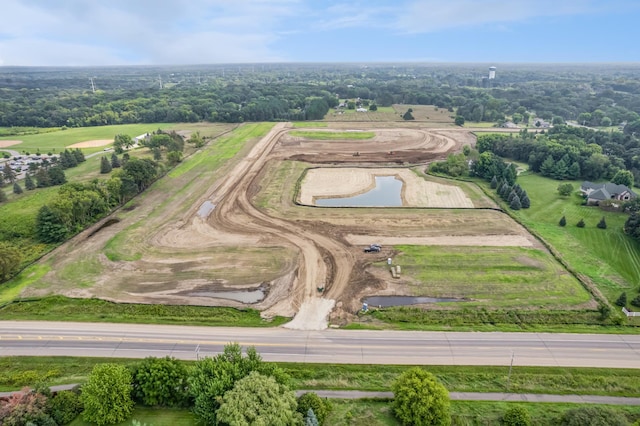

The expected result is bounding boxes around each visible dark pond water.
[316,176,403,207]
[363,295,464,307]
[189,289,265,303]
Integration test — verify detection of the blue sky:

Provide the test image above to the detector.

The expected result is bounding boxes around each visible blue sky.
[1,0,639,66]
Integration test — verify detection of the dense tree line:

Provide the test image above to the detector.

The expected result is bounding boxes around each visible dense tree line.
[476,125,640,185]
[2,64,640,128]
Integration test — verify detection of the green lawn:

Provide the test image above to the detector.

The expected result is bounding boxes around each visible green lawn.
[69,407,197,426]
[375,245,589,308]
[511,174,640,303]
[0,123,172,153]
[288,130,375,140]
[292,121,327,128]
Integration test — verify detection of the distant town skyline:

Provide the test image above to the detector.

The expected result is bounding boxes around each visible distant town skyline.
[1,0,639,66]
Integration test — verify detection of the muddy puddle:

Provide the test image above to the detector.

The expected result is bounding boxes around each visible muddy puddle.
[364,295,464,307]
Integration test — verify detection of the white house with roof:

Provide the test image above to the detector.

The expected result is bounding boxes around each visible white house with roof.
[580,181,637,205]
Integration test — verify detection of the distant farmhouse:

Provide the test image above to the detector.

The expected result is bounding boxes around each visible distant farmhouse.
[580,181,637,205]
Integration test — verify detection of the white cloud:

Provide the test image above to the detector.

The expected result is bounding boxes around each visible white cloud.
[394,0,624,34]
[0,0,300,65]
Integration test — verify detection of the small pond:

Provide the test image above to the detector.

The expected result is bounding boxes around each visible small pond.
[364,295,464,308]
[316,176,403,207]
[197,200,216,218]
[189,289,264,304]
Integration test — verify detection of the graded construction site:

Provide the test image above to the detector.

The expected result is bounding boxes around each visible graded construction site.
[26,123,590,330]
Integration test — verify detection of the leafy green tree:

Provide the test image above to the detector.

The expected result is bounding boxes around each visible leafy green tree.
[502,406,531,426]
[189,343,289,425]
[100,156,112,174]
[560,406,628,426]
[114,134,133,154]
[392,367,451,426]
[82,363,134,426]
[612,169,634,188]
[403,110,415,120]
[557,183,574,196]
[216,371,302,426]
[454,116,465,126]
[297,392,332,425]
[132,357,190,407]
[35,205,68,243]
[368,103,378,111]
[167,151,183,166]
[50,389,83,425]
[559,216,567,227]
[616,292,627,307]
[122,158,157,192]
[597,217,607,229]
[576,218,585,228]
[187,131,205,148]
[0,242,22,281]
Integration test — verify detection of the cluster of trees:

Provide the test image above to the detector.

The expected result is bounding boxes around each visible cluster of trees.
[0,384,83,426]
[477,126,640,185]
[66,344,331,425]
[470,150,530,210]
[36,158,158,243]
[558,215,607,229]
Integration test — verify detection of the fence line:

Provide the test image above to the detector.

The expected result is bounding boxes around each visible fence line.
[622,307,640,317]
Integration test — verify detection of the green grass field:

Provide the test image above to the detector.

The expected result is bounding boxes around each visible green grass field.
[375,245,589,308]
[510,174,640,303]
[288,130,375,140]
[292,121,327,128]
[69,407,197,426]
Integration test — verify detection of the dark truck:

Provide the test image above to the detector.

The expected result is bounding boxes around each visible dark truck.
[363,244,381,253]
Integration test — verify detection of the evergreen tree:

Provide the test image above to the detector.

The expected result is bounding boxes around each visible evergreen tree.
[25,173,35,190]
[13,182,23,194]
[551,159,567,179]
[0,172,4,187]
[305,409,319,426]
[35,167,51,188]
[100,156,112,174]
[510,194,522,210]
[615,292,627,307]
[111,153,121,168]
[73,148,85,163]
[521,193,530,208]
[576,218,585,228]
[0,189,7,203]
[490,175,498,189]
[508,190,517,203]
[559,216,567,227]
[3,164,16,183]
[568,162,581,179]
[540,155,555,177]
[597,217,607,229]
[48,166,67,185]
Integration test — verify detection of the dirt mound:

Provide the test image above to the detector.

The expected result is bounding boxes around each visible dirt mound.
[67,139,112,148]
[0,140,22,148]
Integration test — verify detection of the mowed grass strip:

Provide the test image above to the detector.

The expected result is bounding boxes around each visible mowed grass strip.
[0,296,289,327]
[288,130,375,140]
[511,174,640,301]
[3,356,640,397]
[384,245,589,307]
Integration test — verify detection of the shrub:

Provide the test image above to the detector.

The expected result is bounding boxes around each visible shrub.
[50,390,83,425]
[597,217,607,229]
[630,295,640,308]
[615,292,627,307]
[297,392,332,425]
[392,367,450,426]
[559,216,567,227]
[559,406,628,426]
[132,356,190,407]
[82,363,133,426]
[576,218,585,228]
[502,406,531,426]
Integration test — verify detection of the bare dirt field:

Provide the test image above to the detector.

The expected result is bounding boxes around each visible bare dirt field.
[30,123,578,330]
[67,139,112,148]
[0,140,22,148]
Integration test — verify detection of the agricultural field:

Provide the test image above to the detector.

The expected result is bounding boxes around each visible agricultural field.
[3,119,634,332]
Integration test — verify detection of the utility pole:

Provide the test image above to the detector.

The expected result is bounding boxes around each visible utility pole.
[90,77,96,93]
[506,351,515,391]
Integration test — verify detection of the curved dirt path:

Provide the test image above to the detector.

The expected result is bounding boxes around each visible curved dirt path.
[206,123,354,329]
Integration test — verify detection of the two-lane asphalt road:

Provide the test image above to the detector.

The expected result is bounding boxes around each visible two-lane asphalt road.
[1,321,639,368]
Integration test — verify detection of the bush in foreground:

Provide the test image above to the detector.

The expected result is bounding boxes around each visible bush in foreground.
[392,367,450,426]
[297,392,332,425]
[559,406,628,426]
[82,363,133,425]
[502,406,531,426]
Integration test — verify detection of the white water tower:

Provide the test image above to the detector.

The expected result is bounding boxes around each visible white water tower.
[489,66,496,79]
